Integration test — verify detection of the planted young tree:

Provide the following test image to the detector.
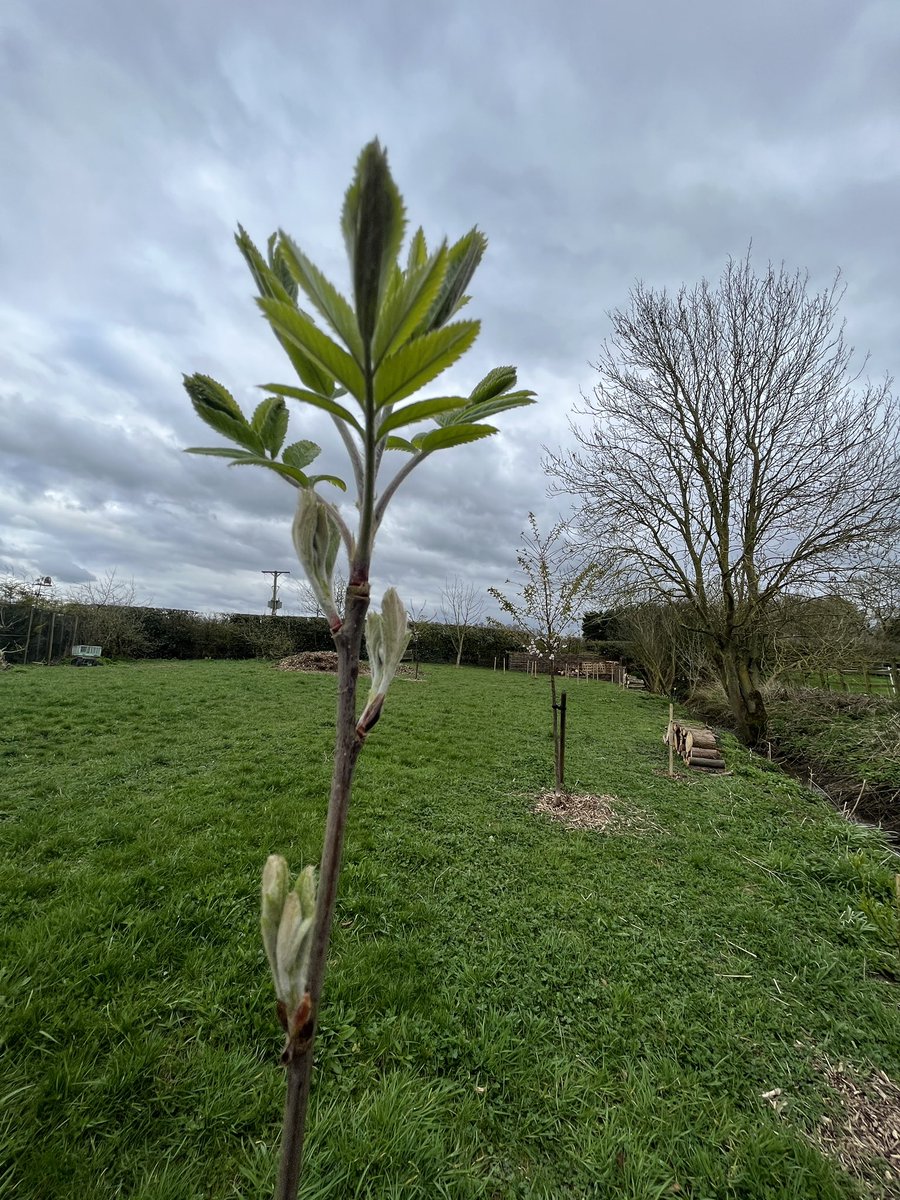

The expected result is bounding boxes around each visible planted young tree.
[440,577,484,666]
[489,514,600,790]
[181,141,534,1199]
[548,254,900,743]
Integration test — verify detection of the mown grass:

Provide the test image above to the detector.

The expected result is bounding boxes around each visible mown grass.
[2,662,899,1199]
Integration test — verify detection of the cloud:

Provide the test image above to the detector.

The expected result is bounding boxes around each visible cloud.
[1,0,897,618]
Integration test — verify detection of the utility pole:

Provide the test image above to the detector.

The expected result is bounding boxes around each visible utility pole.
[262,570,290,617]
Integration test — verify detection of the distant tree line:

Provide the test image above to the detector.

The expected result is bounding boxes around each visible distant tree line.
[583,589,900,700]
[1,586,524,667]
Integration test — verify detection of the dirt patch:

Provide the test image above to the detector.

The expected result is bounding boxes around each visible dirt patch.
[532,790,657,834]
[814,1061,900,1196]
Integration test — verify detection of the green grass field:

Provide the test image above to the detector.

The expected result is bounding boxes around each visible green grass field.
[3,662,899,1198]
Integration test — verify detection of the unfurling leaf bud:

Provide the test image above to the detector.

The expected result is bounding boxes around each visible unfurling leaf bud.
[292,489,342,630]
[358,588,411,736]
[297,864,317,919]
[260,858,318,1016]
[276,893,314,1013]
[261,854,289,987]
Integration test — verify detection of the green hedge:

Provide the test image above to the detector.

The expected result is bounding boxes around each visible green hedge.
[3,603,525,665]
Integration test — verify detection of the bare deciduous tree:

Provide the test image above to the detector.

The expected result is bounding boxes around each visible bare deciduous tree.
[292,571,347,618]
[439,578,484,666]
[548,254,900,743]
[64,569,148,658]
[618,597,710,697]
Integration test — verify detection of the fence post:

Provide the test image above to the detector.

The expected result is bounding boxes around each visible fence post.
[23,606,36,665]
[46,612,56,665]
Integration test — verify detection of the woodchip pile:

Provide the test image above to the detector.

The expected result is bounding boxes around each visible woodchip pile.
[274,651,419,678]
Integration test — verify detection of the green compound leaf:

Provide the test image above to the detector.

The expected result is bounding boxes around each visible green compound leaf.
[277,233,364,365]
[252,396,289,456]
[261,384,363,434]
[282,440,322,471]
[413,422,498,453]
[183,374,264,455]
[258,298,365,401]
[376,396,467,438]
[374,321,479,409]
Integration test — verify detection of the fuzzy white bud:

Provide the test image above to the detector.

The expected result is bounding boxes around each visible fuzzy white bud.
[260,857,318,1013]
[291,490,342,629]
[261,854,289,988]
[365,588,410,702]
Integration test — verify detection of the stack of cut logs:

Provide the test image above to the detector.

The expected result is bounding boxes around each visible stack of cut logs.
[664,720,727,773]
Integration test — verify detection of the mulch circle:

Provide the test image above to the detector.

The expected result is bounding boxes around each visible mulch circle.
[532,790,659,834]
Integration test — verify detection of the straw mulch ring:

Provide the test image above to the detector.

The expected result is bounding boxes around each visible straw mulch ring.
[533,790,656,834]
[813,1061,900,1195]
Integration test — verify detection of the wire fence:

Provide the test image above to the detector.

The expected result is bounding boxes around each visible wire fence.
[0,604,81,665]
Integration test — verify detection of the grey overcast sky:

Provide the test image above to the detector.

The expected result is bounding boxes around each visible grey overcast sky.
[1,0,897,617]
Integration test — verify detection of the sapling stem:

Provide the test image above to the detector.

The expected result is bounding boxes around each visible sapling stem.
[275,588,368,1198]
[182,141,535,1200]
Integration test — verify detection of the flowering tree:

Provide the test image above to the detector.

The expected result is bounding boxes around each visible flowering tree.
[489,514,600,790]
[182,141,534,1199]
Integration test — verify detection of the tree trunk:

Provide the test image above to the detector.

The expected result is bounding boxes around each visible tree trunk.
[722,648,768,745]
[455,639,463,667]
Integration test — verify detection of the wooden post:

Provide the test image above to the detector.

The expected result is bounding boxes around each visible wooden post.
[23,605,36,665]
[668,702,674,777]
[493,657,497,671]
[46,612,56,665]
[558,691,567,791]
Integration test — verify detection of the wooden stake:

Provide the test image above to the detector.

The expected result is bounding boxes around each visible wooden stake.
[668,702,674,777]
[46,612,56,665]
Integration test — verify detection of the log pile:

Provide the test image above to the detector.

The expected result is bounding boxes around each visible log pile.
[664,719,727,773]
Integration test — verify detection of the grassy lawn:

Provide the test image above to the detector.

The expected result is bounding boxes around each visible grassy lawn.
[3,662,899,1199]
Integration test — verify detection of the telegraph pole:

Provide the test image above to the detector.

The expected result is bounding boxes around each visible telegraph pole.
[262,570,290,617]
